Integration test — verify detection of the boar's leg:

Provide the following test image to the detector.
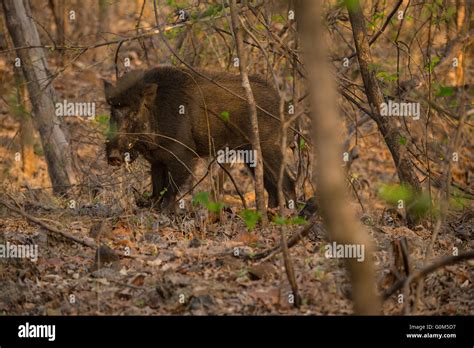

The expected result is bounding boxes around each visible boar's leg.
[264,174,279,208]
[210,162,229,203]
[159,152,195,213]
[265,170,296,208]
[150,162,169,208]
[264,149,296,208]
[246,151,296,209]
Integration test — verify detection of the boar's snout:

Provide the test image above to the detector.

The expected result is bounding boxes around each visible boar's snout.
[107,148,123,166]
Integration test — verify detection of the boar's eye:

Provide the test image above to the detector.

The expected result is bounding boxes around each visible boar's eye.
[116,103,131,110]
[110,98,127,109]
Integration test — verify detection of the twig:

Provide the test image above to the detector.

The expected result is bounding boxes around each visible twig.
[335,0,403,61]
[216,161,247,209]
[114,40,126,79]
[244,218,317,261]
[0,198,96,248]
[383,250,474,300]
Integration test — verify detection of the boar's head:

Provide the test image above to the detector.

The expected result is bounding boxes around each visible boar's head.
[103,71,157,166]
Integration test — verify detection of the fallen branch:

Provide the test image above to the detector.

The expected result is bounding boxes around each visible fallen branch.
[0,198,96,249]
[244,218,317,261]
[382,250,474,300]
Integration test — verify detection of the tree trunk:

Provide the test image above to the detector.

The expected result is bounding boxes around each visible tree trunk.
[48,0,65,66]
[229,0,268,225]
[345,0,421,226]
[3,0,77,195]
[14,71,36,177]
[297,0,381,315]
[97,0,109,40]
[455,0,468,86]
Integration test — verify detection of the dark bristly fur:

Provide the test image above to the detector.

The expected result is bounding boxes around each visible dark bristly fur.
[104,65,296,211]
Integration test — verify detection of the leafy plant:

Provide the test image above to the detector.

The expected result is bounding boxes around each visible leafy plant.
[270,14,285,23]
[220,111,230,122]
[435,86,454,97]
[378,184,432,219]
[200,3,223,18]
[426,56,440,73]
[399,135,407,146]
[95,113,109,125]
[450,188,468,210]
[299,138,306,150]
[272,215,308,225]
[240,209,261,231]
[376,71,398,82]
[378,184,413,205]
[192,191,224,213]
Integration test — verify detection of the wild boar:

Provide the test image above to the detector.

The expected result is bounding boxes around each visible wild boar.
[104,66,296,211]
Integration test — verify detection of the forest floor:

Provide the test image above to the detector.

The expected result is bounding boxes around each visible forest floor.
[0,58,473,316]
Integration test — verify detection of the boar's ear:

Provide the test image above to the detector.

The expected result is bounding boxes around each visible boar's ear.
[142,83,157,103]
[103,79,114,104]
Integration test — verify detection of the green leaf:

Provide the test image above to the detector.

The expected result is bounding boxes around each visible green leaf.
[410,193,432,219]
[376,71,398,82]
[314,267,323,280]
[426,56,440,73]
[106,122,117,138]
[378,184,413,205]
[240,209,261,231]
[207,201,224,213]
[271,14,285,23]
[368,62,381,73]
[299,138,306,149]
[449,99,459,108]
[33,144,44,157]
[435,86,454,97]
[449,188,467,210]
[289,216,308,225]
[201,3,223,17]
[220,111,230,122]
[378,183,433,219]
[273,216,286,225]
[272,215,308,226]
[367,20,376,30]
[345,0,360,13]
[373,11,385,21]
[192,191,224,212]
[192,191,209,206]
[445,6,456,19]
[95,114,109,125]
[399,135,407,146]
